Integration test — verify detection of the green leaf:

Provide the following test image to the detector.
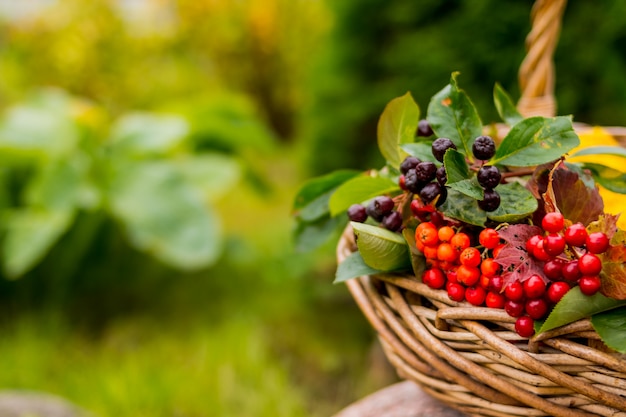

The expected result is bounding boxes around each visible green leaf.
[108,161,221,270]
[109,113,190,156]
[351,222,410,271]
[293,215,346,253]
[293,170,360,214]
[427,72,482,157]
[377,92,420,167]
[438,189,487,226]
[538,287,626,334]
[174,153,242,202]
[403,227,426,279]
[444,149,484,200]
[493,83,523,126]
[3,209,74,278]
[579,162,626,194]
[591,308,626,354]
[570,146,626,159]
[400,142,438,163]
[492,116,579,167]
[486,182,538,222]
[335,251,382,284]
[329,176,399,216]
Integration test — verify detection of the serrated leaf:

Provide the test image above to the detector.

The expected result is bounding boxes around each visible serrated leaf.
[403,227,426,279]
[351,222,410,271]
[580,162,626,194]
[439,188,486,226]
[3,209,74,278]
[335,251,382,284]
[486,182,537,223]
[329,176,399,216]
[377,92,420,167]
[495,224,545,287]
[599,231,626,299]
[400,142,438,163]
[427,72,482,157]
[591,308,626,354]
[538,287,626,334]
[444,149,484,200]
[493,116,579,167]
[570,146,626,159]
[493,83,523,126]
[293,170,361,211]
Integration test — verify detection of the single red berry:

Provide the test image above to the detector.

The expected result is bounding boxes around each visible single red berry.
[515,316,535,338]
[532,240,551,262]
[578,253,602,276]
[489,275,504,293]
[485,291,505,309]
[437,242,459,262]
[446,267,459,284]
[465,286,487,306]
[504,299,525,318]
[451,232,471,253]
[564,223,588,247]
[523,275,547,299]
[525,298,549,320]
[479,274,491,289]
[547,281,571,304]
[480,257,500,278]
[479,228,500,249]
[544,234,566,257]
[422,268,446,289]
[446,282,466,302]
[579,275,601,296]
[423,245,438,260]
[586,232,610,254]
[526,234,543,254]
[416,222,439,247]
[561,260,582,282]
[457,265,481,287]
[460,247,481,267]
[505,280,524,302]
[398,175,407,190]
[438,226,456,243]
[542,212,565,233]
[493,243,506,258]
[543,258,564,281]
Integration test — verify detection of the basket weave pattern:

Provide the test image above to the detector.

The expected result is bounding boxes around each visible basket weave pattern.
[338,229,626,416]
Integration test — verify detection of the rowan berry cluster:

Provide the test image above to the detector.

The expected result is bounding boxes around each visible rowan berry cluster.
[413,211,612,338]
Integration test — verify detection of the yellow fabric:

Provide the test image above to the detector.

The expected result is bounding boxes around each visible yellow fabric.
[568,127,626,229]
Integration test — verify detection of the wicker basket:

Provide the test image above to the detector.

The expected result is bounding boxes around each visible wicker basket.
[336,1,626,416]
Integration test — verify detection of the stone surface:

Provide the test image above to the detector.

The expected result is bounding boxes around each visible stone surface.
[332,381,467,417]
[0,390,92,417]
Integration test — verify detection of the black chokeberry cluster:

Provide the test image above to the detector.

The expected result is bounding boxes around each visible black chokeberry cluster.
[347,196,403,232]
[471,135,501,212]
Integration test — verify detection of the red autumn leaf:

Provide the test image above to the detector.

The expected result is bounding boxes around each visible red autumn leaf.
[528,163,604,226]
[600,229,626,300]
[494,224,546,287]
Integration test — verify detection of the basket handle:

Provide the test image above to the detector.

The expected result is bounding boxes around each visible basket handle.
[517,0,567,118]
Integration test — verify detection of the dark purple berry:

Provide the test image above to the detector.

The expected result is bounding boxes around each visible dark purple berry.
[417,119,434,137]
[366,196,394,221]
[419,182,444,205]
[477,165,502,189]
[431,137,457,162]
[347,204,367,223]
[415,161,437,182]
[400,156,420,174]
[382,211,403,231]
[404,169,425,194]
[472,135,496,160]
[436,166,447,186]
[478,189,500,211]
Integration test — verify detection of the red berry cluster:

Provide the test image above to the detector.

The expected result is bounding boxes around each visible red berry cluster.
[414,210,611,339]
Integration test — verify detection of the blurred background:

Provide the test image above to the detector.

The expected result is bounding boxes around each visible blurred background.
[0,1,625,416]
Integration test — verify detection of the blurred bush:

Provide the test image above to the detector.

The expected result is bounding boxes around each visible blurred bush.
[304,0,626,175]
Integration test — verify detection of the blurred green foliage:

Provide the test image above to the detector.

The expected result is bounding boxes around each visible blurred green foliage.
[304,0,626,174]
